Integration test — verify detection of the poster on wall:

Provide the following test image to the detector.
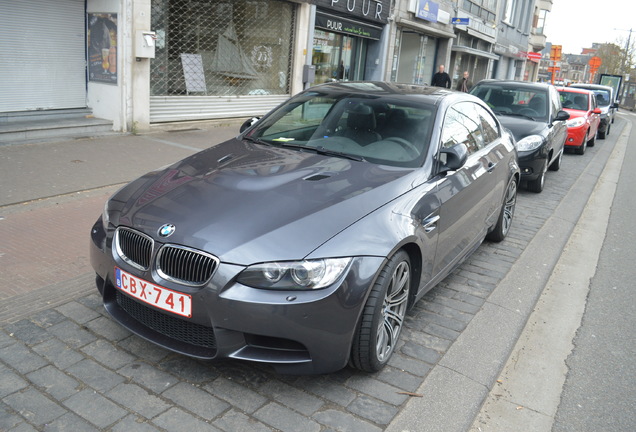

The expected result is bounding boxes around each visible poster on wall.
[87,13,117,84]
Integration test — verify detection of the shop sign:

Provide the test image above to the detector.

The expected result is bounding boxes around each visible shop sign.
[316,12,383,40]
[312,0,388,24]
[415,0,439,23]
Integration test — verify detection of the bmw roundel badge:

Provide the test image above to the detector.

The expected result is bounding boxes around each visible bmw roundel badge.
[158,223,176,238]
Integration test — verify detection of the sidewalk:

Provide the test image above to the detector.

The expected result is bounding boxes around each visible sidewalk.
[0,123,240,316]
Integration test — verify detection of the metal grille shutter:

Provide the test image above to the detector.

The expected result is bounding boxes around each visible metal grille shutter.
[0,0,86,112]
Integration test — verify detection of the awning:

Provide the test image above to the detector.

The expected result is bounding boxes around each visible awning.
[451,45,500,60]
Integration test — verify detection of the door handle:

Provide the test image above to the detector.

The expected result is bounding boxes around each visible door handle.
[422,215,440,233]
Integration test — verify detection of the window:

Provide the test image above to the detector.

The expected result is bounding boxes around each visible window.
[502,0,516,25]
[535,9,548,34]
[441,102,485,154]
[476,105,500,145]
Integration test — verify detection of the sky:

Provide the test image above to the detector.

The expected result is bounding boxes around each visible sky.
[545,0,634,55]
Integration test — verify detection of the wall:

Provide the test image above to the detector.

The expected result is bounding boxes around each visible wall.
[87,0,126,131]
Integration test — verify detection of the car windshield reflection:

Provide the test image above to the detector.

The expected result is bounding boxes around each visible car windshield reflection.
[471,85,549,121]
[245,93,435,168]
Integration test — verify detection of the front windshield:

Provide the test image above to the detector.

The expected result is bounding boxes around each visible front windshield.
[245,92,435,168]
[559,91,588,111]
[593,90,611,107]
[471,85,549,121]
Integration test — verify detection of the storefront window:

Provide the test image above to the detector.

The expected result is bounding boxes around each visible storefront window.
[312,29,367,84]
[150,0,295,96]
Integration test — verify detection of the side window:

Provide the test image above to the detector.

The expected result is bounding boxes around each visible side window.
[549,87,560,118]
[441,102,484,155]
[476,105,500,146]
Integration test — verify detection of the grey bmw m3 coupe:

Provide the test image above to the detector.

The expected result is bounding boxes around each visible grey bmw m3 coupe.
[90,81,520,374]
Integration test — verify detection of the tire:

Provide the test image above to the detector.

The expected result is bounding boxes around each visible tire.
[598,127,606,139]
[527,159,547,193]
[487,178,518,242]
[549,149,563,171]
[606,123,611,136]
[575,134,587,155]
[350,251,411,372]
[588,129,596,147]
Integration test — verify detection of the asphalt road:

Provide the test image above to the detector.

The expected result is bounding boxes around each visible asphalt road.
[469,112,636,432]
[552,113,636,431]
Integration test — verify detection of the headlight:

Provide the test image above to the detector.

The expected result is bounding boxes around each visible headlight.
[102,200,110,230]
[237,258,352,290]
[566,117,586,128]
[516,135,543,151]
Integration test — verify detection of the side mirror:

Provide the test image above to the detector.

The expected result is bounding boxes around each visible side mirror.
[438,143,468,172]
[554,110,570,121]
[240,117,260,133]
[592,108,602,114]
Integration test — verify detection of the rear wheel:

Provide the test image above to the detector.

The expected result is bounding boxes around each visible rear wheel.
[350,251,411,372]
[487,178,518,242]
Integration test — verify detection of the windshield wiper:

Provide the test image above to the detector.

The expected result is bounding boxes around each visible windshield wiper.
[276,142,365,162]
[315,146,365,162]
[497,111,536,121]
[243,136,269,145]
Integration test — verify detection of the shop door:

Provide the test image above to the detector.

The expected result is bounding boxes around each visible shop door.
[396,31,432,85]
[312,30,366,84]
[0,0,86,112]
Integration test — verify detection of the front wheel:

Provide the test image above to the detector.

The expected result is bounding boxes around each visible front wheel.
[487,178,518,242]
[549,149,563,171]
[350,251,411,372]
[527,160,547,193]
[575,134,587,155]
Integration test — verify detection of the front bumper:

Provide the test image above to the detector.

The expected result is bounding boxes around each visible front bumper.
[565,125,587,147]
[90,218,384,374]
[517,148,547,181]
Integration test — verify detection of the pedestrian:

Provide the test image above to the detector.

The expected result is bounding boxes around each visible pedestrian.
[431,64,451,88]
[456,71,473,92]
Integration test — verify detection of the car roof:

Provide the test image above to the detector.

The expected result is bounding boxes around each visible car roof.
[308,81,479,106]
[473,79,553,91]
[557,87,593,95]
[570,83,614,93]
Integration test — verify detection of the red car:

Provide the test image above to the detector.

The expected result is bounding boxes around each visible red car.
[557,87,601,155]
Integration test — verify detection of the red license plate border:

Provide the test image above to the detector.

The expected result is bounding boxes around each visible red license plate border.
[114,267,193,318]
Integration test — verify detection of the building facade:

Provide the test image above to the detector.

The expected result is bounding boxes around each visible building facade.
[0,0,547,134]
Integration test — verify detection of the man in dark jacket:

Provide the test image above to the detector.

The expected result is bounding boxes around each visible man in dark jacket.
[456,71,473,92]
[431,64,451,88]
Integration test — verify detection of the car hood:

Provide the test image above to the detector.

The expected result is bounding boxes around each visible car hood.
[496,115,547,141]
[109,138,421,264]
[563,109,586,119]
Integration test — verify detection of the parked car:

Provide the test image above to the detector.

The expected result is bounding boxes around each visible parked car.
[470,80,569,193]
[557,87,601,155]
[570,83,617,138]
[90,81,520,374]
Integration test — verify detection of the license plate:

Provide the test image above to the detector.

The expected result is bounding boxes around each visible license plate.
[115,267,192,318]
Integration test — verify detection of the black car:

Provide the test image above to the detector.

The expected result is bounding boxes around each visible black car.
[90,82,520,374]
[471,80,569,193]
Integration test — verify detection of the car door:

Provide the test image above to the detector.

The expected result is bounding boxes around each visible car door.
[548,86,568,153]
[432,101,498,278]
[589,93,601,135]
